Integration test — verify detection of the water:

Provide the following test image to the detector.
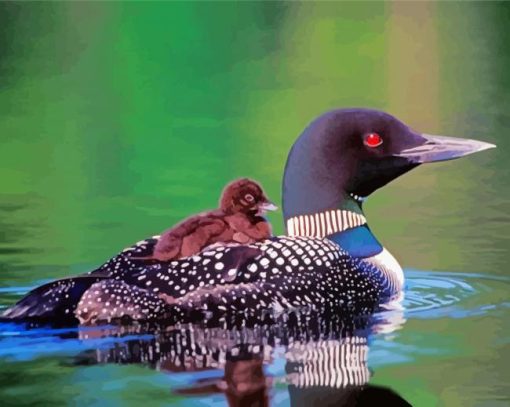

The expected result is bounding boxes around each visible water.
[0,271,508,406]
[1,1,509,406]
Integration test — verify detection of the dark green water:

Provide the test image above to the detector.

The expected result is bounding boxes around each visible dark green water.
[0,2,508,406]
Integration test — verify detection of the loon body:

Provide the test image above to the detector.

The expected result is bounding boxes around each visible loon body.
[2,109,495,326]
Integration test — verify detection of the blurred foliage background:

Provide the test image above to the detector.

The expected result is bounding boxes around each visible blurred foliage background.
[0,2,507,280]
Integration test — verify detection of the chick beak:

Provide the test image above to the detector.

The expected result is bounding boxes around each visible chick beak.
[257,201,278,215]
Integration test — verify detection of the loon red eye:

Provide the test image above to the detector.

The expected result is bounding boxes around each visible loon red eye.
[364,132,383,148]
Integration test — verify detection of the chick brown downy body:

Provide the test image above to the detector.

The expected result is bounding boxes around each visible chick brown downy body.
[136,179,275,262]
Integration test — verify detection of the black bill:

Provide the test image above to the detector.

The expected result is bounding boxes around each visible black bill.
[396,134,496,164]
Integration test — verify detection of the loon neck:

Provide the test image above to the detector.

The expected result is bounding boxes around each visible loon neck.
[285,194,364,236]
[285,195,383,258]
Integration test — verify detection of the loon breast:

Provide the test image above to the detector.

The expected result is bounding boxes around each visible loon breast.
[285,208,405,294]
[363,248,404,295]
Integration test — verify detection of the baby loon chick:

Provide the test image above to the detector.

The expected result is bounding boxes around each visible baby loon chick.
[134,178,277,262]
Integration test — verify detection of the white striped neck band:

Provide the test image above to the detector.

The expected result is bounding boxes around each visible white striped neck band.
[286,209,366,238]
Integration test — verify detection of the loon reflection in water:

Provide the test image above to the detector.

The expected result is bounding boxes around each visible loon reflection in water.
[74,310,411,406]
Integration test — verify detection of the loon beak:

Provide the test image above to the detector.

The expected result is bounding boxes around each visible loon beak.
[396,134,496,164]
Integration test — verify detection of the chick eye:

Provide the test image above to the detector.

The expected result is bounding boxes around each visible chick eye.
[364,132,383,148]
[244,194,255,202]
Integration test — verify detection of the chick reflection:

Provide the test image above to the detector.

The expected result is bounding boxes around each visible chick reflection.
[77,312,410,406]
[176,356,270,407]
[223,357,269,407]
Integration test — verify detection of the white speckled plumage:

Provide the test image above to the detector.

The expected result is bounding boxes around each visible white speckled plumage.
[67,235,398,325]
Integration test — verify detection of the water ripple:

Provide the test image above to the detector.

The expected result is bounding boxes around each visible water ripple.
[403,270,509,319]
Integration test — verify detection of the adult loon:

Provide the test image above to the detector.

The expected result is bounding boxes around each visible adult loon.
[2,109,495,326]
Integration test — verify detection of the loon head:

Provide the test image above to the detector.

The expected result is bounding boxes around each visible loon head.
[282,108,495,254]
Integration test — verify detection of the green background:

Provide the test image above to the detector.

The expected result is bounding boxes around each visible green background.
[0,2,508,406]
